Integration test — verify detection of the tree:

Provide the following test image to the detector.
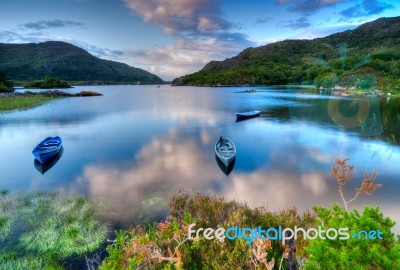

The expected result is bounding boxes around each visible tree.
[0,70,13,92]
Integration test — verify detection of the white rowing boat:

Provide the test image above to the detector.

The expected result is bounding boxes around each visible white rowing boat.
[215,136,236,167]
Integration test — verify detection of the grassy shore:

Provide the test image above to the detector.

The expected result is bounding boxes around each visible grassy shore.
[0,95,62,111]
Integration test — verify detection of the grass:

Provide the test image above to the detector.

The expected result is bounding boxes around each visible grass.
[0,95,63,111]
[0,191,108,269]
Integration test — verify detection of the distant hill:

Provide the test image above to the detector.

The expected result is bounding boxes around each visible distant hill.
[0,41,163,84]
[172,16,400,92]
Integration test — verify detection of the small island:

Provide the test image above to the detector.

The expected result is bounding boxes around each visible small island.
[23,76,72,89]
[1,70,102,112]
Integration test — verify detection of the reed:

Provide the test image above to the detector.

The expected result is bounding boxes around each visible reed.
[0,191,108,269]
[0,95,62,111]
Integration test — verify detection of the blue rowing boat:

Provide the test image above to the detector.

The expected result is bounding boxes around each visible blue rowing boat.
[32,136,63,164]
[236,110,261,120]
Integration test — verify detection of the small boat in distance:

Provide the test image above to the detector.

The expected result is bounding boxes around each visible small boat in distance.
[215,136,236,167]
[32,136,63,164]
[236,110,261,121]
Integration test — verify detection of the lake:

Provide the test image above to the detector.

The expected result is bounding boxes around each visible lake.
[1,85,399,231]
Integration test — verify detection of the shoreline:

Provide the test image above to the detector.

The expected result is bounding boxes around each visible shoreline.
[0,90,102,112]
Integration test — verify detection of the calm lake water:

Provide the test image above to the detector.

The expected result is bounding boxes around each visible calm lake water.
[1,85,399,231]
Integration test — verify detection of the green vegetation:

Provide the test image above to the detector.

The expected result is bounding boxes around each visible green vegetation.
[302,158,399,269]
[100,191,399,270]
[24,76,71,89]
[0,95,62,111]
[0,90,102,112]
[380,97,400,144]
[0,70,13,92]
[101,191,315,270]
[304,205,400,270]
[172,17,400,94]
[0,41,163,84]
[0,191,108,270]
[100,158,399,269]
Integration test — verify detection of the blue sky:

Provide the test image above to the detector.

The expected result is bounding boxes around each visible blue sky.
[0,0,398,80]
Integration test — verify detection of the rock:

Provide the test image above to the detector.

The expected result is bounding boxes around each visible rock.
[74,91,102,96]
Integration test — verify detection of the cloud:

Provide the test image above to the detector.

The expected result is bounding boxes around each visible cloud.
[0,30,54,44]
[282,17,311,29]
[0,30,123,61]
[0,31,22,43]
[22,19,85,30]
[123,33,255,80]
[278,0,348,14]
[221,169,333,211]
[339,0,394,19]
[255,17,271,24]
[122,0,256,80]
[123,0,231,34]
[68,131,222,222]
[75,41,124,59]
[289,23,359,39]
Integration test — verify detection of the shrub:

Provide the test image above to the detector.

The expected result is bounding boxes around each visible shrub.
[303,204,400,269]
[101,191,315,269]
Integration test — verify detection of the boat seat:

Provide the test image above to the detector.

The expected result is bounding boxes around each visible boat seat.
[45,142,59,145]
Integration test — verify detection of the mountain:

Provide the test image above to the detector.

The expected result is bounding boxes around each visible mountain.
[172,16,400,92]
[0,41,163,84]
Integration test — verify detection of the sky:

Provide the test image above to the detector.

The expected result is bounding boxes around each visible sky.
[0,0,398,81]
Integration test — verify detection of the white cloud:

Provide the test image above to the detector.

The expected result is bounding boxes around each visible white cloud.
[123,0,231,34]
[122,0,255,80]
[124,35,254,80]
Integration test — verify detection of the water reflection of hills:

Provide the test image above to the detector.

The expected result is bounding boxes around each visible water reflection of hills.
[259,93,400,145]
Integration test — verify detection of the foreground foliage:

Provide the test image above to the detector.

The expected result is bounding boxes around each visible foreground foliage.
[304,204,400,270]
[330,158,382,210]
[101,191,315,269]
[0,191,108,269]
[101,184,400,270]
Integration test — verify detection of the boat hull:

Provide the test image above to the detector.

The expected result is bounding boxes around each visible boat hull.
[236,110,261,120]
[215,137,236,167]
[32,136,63,164]
[216,152,235,167]
[33,150,60,163]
